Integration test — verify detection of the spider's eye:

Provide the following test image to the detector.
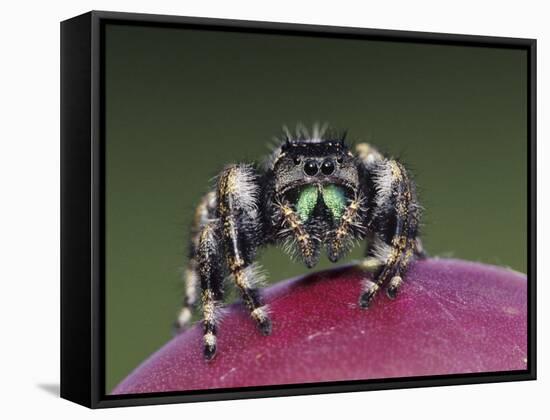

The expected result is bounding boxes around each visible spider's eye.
[303,160,318,176]
[293,157,301,165]
[321,159,335,175]
[336,156,344,164]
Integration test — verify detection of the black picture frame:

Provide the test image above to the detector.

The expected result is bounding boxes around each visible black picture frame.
[60,10,537,409]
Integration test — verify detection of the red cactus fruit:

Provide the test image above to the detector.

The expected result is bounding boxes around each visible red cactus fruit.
[112,258,527,394]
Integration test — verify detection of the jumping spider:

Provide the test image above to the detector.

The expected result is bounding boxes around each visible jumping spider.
[175,125,425,360]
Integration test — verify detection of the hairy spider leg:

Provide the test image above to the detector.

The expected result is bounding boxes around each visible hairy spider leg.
[175,191,217,333]
[354,142,423,307]
[217,165,272,339]
[360,159,421,307]
[196,221,225,360]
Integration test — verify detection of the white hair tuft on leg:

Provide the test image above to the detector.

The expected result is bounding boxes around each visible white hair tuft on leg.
[373,161,393,208]
[233,164,259,215]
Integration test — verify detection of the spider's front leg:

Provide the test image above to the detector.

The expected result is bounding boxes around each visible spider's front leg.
[356,144,423,307]
[217,164,272,336]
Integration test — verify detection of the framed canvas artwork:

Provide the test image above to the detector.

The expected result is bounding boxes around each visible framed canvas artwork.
[60,10,536,408]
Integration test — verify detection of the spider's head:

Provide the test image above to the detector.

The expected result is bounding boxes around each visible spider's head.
[272,136,360,221]
[273,137,359,194]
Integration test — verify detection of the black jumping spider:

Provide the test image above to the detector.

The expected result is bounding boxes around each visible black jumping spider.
[175,125,425,360]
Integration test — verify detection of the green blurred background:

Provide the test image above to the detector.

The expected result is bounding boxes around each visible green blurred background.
[105,23,527,392]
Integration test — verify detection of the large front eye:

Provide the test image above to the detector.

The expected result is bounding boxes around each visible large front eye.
[303,159,318,176]
[321,159,335,175]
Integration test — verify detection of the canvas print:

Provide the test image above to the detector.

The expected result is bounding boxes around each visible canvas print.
[104,22,528,395]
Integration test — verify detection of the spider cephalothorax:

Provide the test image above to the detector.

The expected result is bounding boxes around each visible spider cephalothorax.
[267,135,365,268]
[175,125,425,360]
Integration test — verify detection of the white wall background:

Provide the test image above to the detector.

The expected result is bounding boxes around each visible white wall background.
[0,0,547,417]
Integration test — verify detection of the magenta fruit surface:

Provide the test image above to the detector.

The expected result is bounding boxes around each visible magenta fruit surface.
[113,259,527,394]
